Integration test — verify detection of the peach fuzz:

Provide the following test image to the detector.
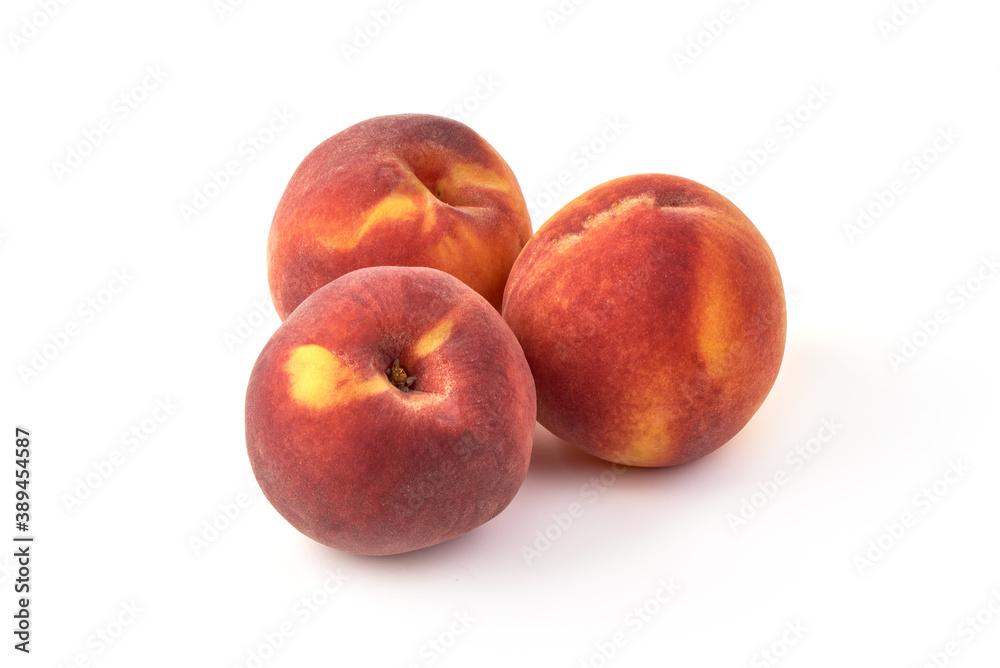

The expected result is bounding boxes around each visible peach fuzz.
[246,266,536,555]
[502,173,786,467]
[267,113,532,320]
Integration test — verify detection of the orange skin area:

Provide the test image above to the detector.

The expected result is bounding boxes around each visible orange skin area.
[246,266,536,556]
[502,174,786,468]
[267,114,532,320]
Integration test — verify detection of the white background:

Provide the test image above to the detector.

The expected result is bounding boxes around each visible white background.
[3,0,999,666]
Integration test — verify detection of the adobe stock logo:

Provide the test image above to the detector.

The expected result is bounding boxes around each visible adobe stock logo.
[213,0,248,20]
[7,0,72,53]
[843,126,959,244]
[441,75,500,123]
[916,588,1000,668]
[576,578,682,668]
[751,621,808,668]
[877,0,932,40]
[405,612,476,668]
[525,117,628,220]
[544,0,589,30]
[51,66,168,182]
[188,472,259,557]
[886,254,998,371]
[521,463,627,565]
[223,299,278,353]
[714,84,832,198]
[232,569,350,668]
[339,0,415,63]
[179,107,294,224]
[17,268,134,385]
[853,460,970,575]
[61,398,179,513]
[671,0,756,73]
[726,418,841,532]
[54,601,144,667]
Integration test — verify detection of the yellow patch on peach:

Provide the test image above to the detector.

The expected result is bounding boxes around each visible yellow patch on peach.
[286,344,387,410]
[697,271,738,378]
[321,190,423,250]
[412,318,454,360]
[429,223,485,266]
[622,397,673,465]
[438,162,515,199]
[357,192,420,241]
[420,199,439,234]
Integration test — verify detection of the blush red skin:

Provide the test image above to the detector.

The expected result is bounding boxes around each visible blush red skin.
[246,266,536,556]
[267,113,532,319]
[502,174,786,467]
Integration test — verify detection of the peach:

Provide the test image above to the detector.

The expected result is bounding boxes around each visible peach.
[245,265,536,555]
[502,174,785,467]
[267,113,532,320]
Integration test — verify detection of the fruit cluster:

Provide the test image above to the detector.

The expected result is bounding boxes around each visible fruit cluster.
[245,113,786,556]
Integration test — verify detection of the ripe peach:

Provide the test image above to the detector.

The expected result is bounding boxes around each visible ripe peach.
[246,266,536,555]
[502,174,785,467]
[267,113,532,320]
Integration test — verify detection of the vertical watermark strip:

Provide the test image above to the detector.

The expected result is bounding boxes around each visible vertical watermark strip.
[12,427,33,653]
